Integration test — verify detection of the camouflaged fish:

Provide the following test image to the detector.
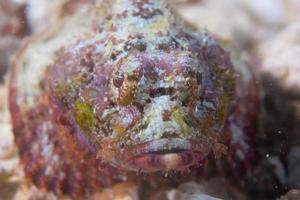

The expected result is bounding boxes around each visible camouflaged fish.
[9,0,258,198]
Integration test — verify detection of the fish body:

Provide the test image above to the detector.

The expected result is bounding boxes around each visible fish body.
[9,0,257,198]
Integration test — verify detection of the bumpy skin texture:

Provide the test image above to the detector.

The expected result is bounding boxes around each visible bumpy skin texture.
[9,0,256,198]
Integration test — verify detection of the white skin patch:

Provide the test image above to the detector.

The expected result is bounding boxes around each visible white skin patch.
[162,153,180,170]
[137,95,182,142]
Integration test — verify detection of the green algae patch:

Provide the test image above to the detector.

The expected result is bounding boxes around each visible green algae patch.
[53,80,79,104]
[215,95,229,125]
[199,114,214,134]
[172,109,191,136]
[53,81,72,98]
[74,100,96,134]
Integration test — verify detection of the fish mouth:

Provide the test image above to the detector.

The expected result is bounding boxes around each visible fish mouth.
[117,138,211,172]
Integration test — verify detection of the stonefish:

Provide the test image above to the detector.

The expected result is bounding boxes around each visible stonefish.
[9,0,275,199]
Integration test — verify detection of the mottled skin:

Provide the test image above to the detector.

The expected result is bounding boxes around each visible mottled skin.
[9,0,257,198]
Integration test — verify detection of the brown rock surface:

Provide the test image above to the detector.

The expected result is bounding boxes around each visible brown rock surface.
[278,190,300,200]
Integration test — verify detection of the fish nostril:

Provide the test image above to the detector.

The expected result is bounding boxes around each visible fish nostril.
[181,96,191,107]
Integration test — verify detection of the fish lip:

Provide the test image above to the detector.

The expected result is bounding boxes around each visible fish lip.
[116,138,211,172]
[122,138,211,159]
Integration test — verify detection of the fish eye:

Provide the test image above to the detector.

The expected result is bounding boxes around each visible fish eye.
[113,73,125,88]
[118,142,125,149]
